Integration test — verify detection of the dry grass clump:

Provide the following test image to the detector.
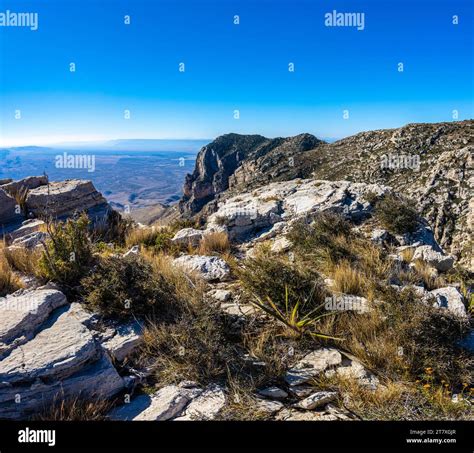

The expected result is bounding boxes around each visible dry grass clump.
[0,242,23,296]
[198,231,230,255]
[400,247,415,263]
[33,395,113,421]
[320,286,472,387]
[140,300,237,386]
[3,246,43,275]
[332,261,367,296]
[411,259,446,290]
[331,377,472,421]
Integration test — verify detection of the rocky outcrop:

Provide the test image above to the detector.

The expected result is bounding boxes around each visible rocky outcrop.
[0,177,113,239]
[179,133,324,216]
[25,180,108,219]
[179,121,473,267]
[0,289,125,420]
[206,179,389,242]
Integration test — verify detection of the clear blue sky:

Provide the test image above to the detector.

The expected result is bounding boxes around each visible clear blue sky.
[0,0,473,146]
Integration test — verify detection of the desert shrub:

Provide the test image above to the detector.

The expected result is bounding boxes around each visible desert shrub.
[374,194,419,234]
[198,231,230,255]
[81,254,179,321]
[38,213,93,286]
[288,212,355,270]
[237,251,327,314]
[363,190,381,206]
[140,299,239,386]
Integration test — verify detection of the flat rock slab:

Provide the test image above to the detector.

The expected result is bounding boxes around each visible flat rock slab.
[0,355,124,420]
[174,384,226,420]
[0,289,68,356]
[0,305,98,384]
[109,383,202,421]
[173,255,231,282]
[285,348,342,386]
[26,179,107,218]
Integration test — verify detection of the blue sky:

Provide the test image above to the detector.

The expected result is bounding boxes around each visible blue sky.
[0,0,473,146]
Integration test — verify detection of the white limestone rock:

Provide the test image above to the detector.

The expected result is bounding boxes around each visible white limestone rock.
[285,348,342,386]
[173,255,231,282]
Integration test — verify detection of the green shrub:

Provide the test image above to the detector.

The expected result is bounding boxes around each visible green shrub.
[287,212,355,268]
[39,213,93,286]
[375,194,419,234]
[238,251,327,315]
[80,255,178,321]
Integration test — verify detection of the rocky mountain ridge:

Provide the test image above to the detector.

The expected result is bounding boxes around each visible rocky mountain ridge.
[179,120,473,268]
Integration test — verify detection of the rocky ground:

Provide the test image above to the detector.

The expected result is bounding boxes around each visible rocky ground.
[0,121,472,421]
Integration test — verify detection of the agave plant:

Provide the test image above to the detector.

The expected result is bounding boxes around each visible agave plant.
[251,285,342,340]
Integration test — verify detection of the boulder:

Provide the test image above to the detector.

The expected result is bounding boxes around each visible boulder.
[7,219,45,241]
[0,301,125,419]
[171,228,204,247]
[270,236,292,253]
[412,245,454,272]
[429,286,467,318]
[109,383,202,421]
[0,306,98,383]
[208,288,232,302]
[326,355,379,390]
[25,180,108,219]
[285,348,342,386]
[2,175,48,193]
[255,399,284,415]
[11,231,48,249]
[173,255,231,282]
